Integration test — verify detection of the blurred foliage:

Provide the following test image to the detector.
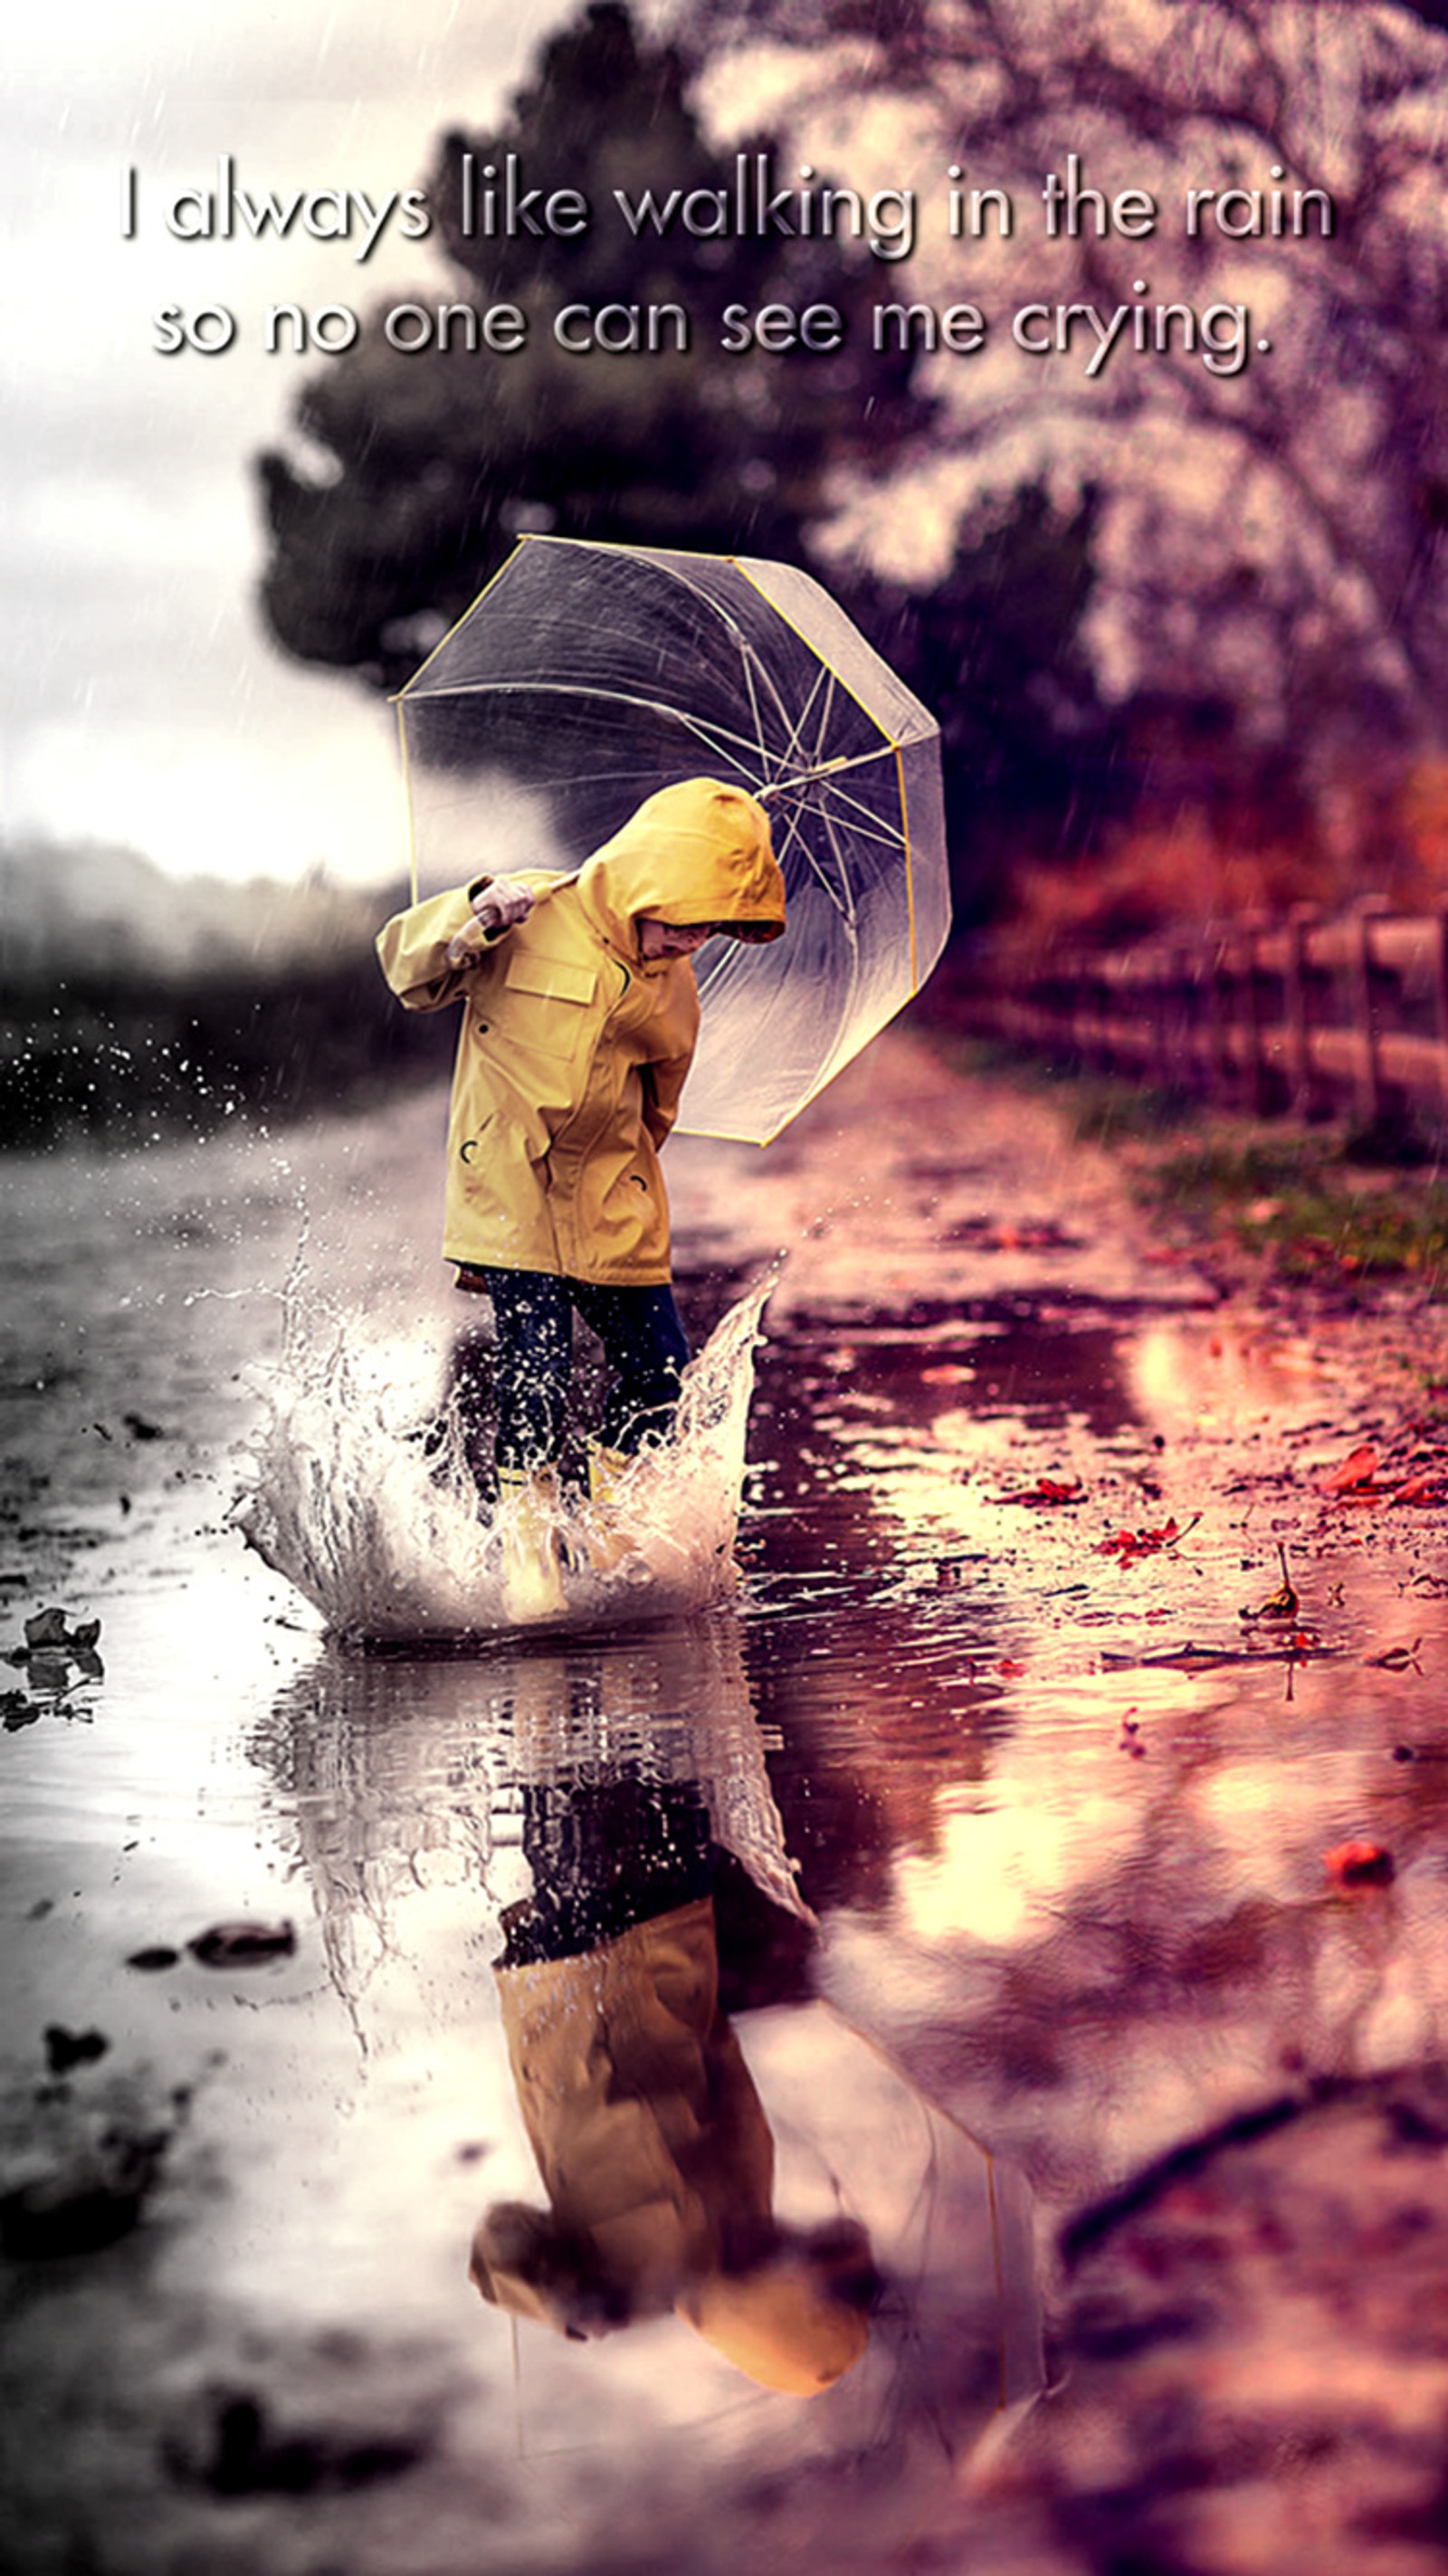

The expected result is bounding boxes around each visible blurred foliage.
[0,847,447,1147]
[256,0,1448,944]
[920,1029,1198,1144]
[679,0,1448,917]
[921,1025,1448,1293]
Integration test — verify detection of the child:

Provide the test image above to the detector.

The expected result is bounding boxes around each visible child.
[376,777,786,1616]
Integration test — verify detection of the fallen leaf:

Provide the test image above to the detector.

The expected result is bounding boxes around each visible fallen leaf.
[1365,1639,1424,1673]
[1324,1840,1395,1889]
[24,1609,72,1651]
[1095,1515,1199,1565]
[1241,1543,1299,1623]
[18,1609,102,1661]
[996,1476,1084,1508]
[43,2025,110,2076]
[1319,1444,1380,1497]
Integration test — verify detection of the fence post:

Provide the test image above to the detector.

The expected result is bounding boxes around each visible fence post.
[1165,941,1192,1088]
[1237,916,1269,1114]
[1433,906,1448,1121]
[1349,896,1388,1130]
[1206,932,1232,1102]
[1284,902,1320,1119]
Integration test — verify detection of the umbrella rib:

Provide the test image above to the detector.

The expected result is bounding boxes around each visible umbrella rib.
[726,631,817,781]
[769,662,833,784]
[738,652,824,785]
[795,759,912,845]
[735,639,773,776]
[620,552,798,750]
[408,677,822,795]
[767,798,857,921]
[767,798,808,871]
[820,797,861,931]
[809,671,837,770]
[812,783,910,852]
[670,709,785,777]
[749,653,816,771]
[405,675,768,752]
[764,778,906,858]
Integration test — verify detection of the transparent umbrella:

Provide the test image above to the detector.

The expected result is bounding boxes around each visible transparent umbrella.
[395,536,950,1144]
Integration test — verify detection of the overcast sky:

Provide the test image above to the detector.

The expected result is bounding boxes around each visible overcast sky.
[5,0,577,889]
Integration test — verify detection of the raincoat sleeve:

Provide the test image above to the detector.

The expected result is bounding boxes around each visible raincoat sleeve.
[375,881,509,1014]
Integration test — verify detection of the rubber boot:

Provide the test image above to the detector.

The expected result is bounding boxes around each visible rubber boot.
[496,1465,567,1623]
[585,1440,636,1573]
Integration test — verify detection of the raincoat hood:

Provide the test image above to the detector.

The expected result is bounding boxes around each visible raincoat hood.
[576,779,785,952]
[470,2224,871,2394]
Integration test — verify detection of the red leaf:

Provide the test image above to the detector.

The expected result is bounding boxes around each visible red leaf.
[1319,1444,1380,1497]
[996,1475,1084,1508]
[1324,1841,1395,1890]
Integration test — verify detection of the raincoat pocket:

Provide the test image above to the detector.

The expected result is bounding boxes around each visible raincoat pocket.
[500,953,598,1060]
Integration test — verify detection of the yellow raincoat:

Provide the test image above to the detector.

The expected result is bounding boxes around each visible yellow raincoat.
[376,779,784,1284]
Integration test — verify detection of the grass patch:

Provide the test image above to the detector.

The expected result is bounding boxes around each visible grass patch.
[1146,1131,1448,1293]
[916,1011,1448,1293]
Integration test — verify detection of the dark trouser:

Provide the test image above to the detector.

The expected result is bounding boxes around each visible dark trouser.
[471,1267,691,1473]
[499,1778,714,1966]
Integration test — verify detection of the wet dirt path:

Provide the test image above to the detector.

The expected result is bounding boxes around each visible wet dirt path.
[4,1026,1448,2573]
[671,1036,1448,2189]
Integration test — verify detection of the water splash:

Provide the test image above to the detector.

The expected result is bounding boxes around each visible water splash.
[236,1279,774,1645]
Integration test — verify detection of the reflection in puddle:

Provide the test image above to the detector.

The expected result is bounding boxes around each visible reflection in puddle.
[1129,1313,1334,1439]
[251,1624,1042,2545]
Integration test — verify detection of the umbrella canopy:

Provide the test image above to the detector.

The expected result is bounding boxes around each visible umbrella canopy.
[395,537,949,1143]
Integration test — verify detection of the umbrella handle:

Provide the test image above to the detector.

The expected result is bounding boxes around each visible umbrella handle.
[530,870,582,898]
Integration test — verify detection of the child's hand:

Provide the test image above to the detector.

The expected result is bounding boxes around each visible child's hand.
[447,879,534,965]
[473,879,536,931]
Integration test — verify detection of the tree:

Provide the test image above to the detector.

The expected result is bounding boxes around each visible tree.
[847,485,1118,922]
[257,1,929,692]
[679,0,1448,850]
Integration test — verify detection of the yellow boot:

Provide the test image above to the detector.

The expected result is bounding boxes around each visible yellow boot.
[495,1465,567,1623]
[585,1440,637,1573]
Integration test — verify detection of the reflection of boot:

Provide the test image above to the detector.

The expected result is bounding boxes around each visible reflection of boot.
[497,1467,567,1622]
[585,1441,636,1573]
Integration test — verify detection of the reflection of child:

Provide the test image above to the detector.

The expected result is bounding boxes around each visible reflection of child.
[376,778,785,1615]
[470,1791,874,2395]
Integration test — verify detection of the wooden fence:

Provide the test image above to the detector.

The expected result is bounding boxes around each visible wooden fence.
[955,901,1448,1127]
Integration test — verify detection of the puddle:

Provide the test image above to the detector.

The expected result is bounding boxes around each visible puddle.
[4,1041,1446,2571]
